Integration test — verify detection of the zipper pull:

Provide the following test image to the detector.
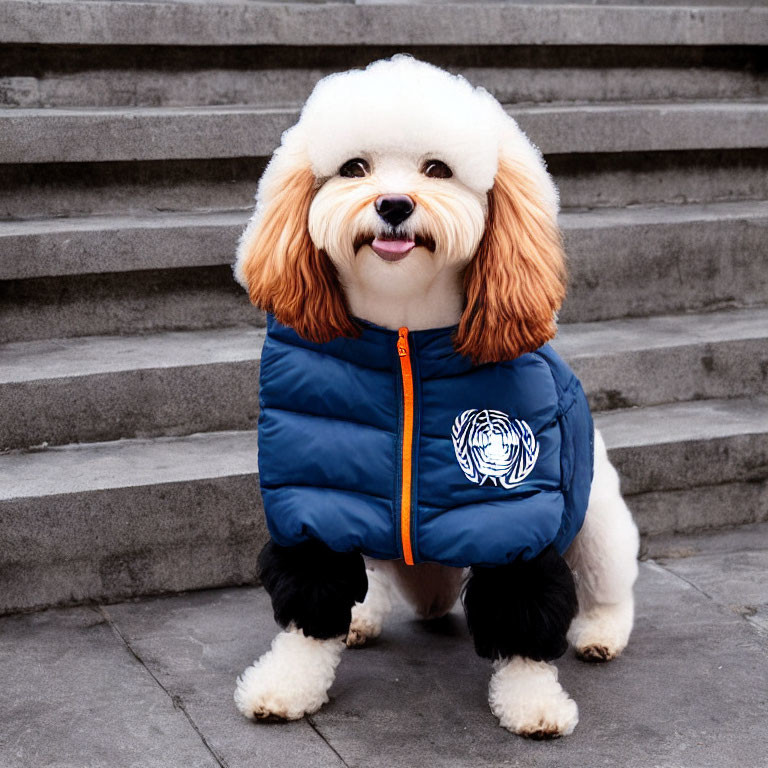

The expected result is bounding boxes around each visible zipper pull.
[397,327,409,357]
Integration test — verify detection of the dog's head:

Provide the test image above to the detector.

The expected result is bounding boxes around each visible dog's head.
[235,55,565,363]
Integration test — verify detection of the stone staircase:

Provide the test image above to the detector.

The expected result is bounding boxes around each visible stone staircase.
[1,0,767,615]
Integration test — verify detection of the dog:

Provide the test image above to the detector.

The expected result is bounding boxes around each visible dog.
[232,55,639,739]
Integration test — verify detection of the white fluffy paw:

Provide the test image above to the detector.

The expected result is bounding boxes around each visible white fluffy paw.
[346,611,381,648]
[345,569,393,648]
[569,598,633,663]
[234,628,344,721]
[489,657,578,739]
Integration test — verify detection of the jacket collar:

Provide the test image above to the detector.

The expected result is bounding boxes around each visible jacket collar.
[265,313,477,378]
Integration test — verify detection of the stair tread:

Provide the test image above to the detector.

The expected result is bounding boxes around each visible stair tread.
[3,100,768,164]
[5,99,767,117]
[595,397,768,449]
[2,306,765,385]
[553,306,768,358]
[0,430,258,501]
[2,1,766,47]
[3,396,765,501]
[0,208,248,235]
[0,326,265,384]
[5,197,765,231]
[559,199,768,228]
[4,199,766,281]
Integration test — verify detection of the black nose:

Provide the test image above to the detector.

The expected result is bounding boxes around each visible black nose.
[375,195,415,227]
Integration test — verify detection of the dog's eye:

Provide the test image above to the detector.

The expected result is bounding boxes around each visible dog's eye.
[423,160,452,179]
[339,158,370,178]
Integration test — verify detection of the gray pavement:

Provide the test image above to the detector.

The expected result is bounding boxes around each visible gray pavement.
[1,526,767,768]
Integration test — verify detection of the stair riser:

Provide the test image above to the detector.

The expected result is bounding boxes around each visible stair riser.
[0,267,261,344]
[605,433,768,497]
[0,477,264,615]
[1,218,245,281]
[0,158,264,221]
[2,44,765,109]
[4,335,766,450]
[3,3,766,47]
[552,149,768,211]
[630,480,768,539]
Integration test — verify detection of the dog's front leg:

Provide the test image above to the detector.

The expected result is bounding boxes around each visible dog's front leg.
[463,545,579,738]
[565,429,640,662]
[235,540,367,721]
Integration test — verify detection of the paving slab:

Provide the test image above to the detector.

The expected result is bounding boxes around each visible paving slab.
[0,606,221,768]
[99,560,768,767]
[104,589,345,768]
[654,523,768,638]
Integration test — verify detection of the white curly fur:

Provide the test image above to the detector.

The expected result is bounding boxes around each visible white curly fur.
[347,568,395,648]
[489,657,579,738]
[234,627,344,721]
[234,55,558,289]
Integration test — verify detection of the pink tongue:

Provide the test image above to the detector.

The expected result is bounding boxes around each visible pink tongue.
[371,237,415,255]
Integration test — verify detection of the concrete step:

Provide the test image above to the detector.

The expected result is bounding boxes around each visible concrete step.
[553,306,768,411]
[2,201,764,342]
[0,327,266,450]
[0,430,263,615]
[3,44,765,110]
[2,307,766,450]
[558,199,768,322]
[0,266,259,345]
[0,157,266,221]
[0,210,247,280]
[596,398,768,537]
[2,397,766,612]
[3,1,766,47]
[3,101,768,166]
[550,148,768,212]
[2,149,767,221]
[6,201,767,282]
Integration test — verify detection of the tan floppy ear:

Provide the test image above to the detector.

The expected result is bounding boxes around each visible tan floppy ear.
[238,166,357,343]
[455,156,566,364]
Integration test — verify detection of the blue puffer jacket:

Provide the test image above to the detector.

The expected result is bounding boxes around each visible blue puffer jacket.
[258,314,594,568]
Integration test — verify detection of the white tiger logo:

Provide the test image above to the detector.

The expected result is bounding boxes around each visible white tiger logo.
[451,409,539,488]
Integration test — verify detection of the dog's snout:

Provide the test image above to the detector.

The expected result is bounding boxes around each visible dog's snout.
[375,195,415,227]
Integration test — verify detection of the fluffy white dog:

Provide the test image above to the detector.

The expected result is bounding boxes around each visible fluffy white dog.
[233,55,639,739]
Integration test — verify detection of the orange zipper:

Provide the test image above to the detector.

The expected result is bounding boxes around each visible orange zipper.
[397,327,415,566]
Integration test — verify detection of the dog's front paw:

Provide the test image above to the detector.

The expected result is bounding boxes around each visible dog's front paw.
[234,628,344,721]
[345,569,392,648]
[346,606,382,648]
[569,598,633,663]
[489,657,578,739]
